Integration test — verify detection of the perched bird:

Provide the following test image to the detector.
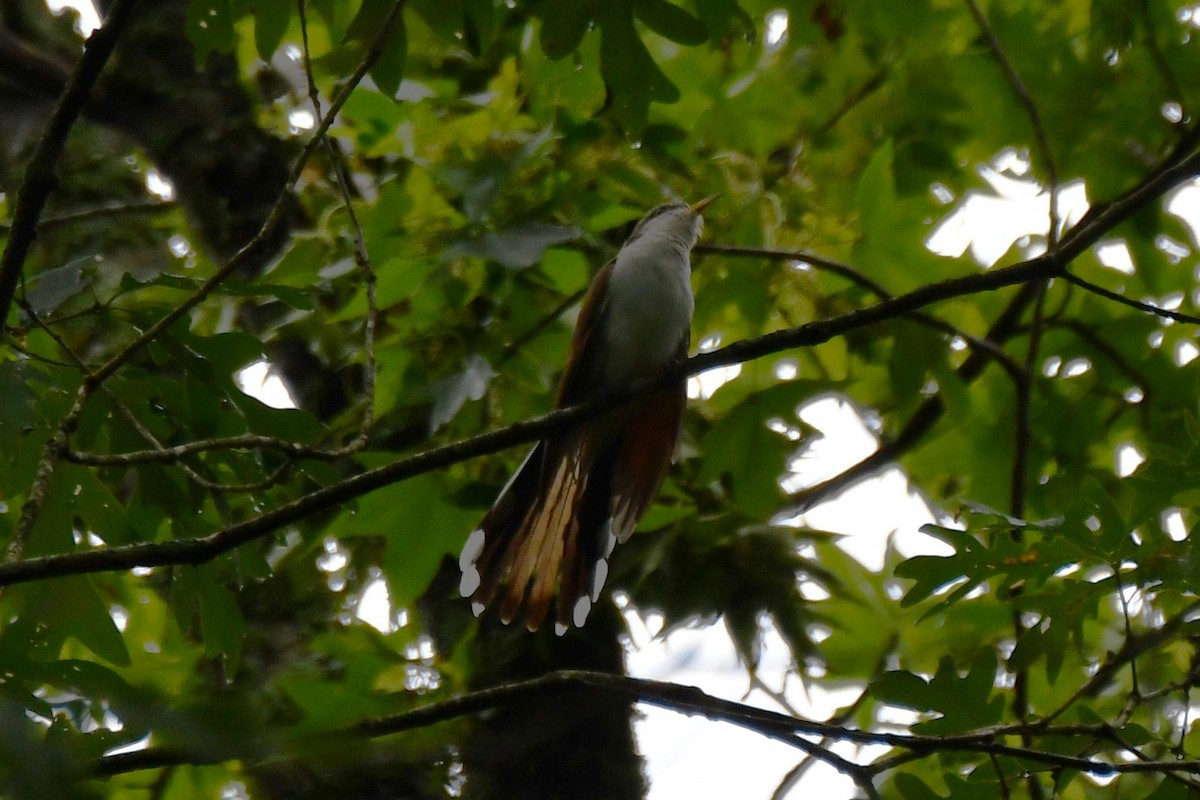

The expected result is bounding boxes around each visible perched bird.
[459,196,717,633]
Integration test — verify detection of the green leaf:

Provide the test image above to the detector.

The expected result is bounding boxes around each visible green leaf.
[244,0,292,59]
[186,0,237,64]
[429,354,496,431]
[597,1,680,136]
[347,0,408,97]
[23,258,99,316]
[445,223,581,269]
[539,0,593,58]
[872,651,1003,734]
[332,473,478,610]
[634,0,708,45]
[893,772,945,800]
[174,565,246,671]
[698,382,815,518]
[12,577,131,667]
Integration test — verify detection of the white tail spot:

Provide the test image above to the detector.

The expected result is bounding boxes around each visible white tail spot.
[573,595,592,627]
[591,558,609,601]
[602,521,617,557]
[459,528,486,570]
[459,568,480,597]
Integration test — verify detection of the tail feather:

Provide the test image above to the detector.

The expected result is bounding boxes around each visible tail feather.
[464,444,545,609]
[612,388,685,543]
[460,386,685,631]
[558,443,615,628]
[501,454,576,627]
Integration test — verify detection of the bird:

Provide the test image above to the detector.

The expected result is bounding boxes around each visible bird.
[458,196,717,634]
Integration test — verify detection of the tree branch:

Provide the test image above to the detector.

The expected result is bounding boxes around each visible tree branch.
[0,199,174,232]
[5,150,1200,585]
[1061,271,1200,324]
[4,37,1200,590]
[0,252,1143,585]
[298,0,379,457]
[0,0,140,325]
[91,668,1200,780]
[697,242,1025,379]
[1,0,408,569]
[785,141,1200,511]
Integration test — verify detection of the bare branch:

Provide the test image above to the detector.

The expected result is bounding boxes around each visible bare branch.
[91,669,1200,780]
[65,434,345,466]
[697,242,1025,379]
[1061,271,1200,325]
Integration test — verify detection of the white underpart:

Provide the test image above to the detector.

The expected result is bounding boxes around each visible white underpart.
[599,207,700,392]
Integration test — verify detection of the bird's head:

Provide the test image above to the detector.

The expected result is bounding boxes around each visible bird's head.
[626,195,719,249]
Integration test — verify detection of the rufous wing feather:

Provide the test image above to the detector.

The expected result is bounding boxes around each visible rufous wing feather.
[611,384,687,543]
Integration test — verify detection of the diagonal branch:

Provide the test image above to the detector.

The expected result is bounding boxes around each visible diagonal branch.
[1061,271,1200,324]
[0,254,1143,587]
[696,242,1025,379]
[2,79,1199,590]
[0,0,141,326]
[785,140,1200,511]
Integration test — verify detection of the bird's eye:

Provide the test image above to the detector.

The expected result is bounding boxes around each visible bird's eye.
[645,203,684,221]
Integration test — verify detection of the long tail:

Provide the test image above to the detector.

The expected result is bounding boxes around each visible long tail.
[458,388,684,632]
[458,436,600,632]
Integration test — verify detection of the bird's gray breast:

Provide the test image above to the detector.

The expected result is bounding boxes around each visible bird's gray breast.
[599,241,694,392]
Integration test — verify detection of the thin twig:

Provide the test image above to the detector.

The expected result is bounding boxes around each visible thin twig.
[0,199,174,233]
[770,640,893,800]
[66,434,348,466]
[697,242,1025,379]
[785,143,1200,511]
[818,70,887,136]
[496,287,587,367]
[964,0,1060,244]
[1060,272,1200,324]
[1010,280,1047,799]
[298,0,379,455]
[1040,599,1200,726]
[17,299,292,494]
